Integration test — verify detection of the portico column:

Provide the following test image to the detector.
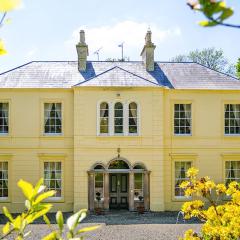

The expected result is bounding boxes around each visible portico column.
[144,171,150,211]
[88,172,95,211]
[129,171,134,211]
[104,172,109,210]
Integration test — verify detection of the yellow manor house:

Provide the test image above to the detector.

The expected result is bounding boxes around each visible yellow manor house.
[0,30,240,213]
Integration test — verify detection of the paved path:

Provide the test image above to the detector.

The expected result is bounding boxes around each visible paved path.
[0,211,202,239]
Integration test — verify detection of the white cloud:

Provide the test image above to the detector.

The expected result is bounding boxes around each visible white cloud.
[65,20,181,61]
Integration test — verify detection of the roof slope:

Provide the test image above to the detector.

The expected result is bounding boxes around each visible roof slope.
[0,61,239,90]
[75,66,159,87]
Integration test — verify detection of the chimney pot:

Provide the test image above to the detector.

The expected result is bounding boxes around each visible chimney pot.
[140,29,156,72]
[76,30,89,72]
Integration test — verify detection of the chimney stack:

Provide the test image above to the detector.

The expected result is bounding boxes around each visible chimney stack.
[140,29,156,71]
[76,30,89,72]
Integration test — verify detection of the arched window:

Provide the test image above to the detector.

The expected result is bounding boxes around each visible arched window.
[100,102,109,134]
[108,160,129,169]
[114,102,123,134]
[129,102,138,134]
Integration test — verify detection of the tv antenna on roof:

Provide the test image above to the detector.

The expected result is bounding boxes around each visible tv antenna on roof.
[94,47,102,61]
[118,42,124,61]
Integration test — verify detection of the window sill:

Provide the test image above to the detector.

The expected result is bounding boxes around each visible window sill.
[40,134,64,139]
[173,134,192,137]
[0,197,10,203]
[224,134,240,137]
[44,197,64,203]
[172,196,192,202]
[97,134,140,137]
[0,133,10,138]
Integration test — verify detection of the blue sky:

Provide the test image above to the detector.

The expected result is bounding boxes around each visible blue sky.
[0,0,239,72]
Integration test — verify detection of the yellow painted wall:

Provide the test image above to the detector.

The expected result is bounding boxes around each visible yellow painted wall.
[0,89,74,213]
[0,87,240,213]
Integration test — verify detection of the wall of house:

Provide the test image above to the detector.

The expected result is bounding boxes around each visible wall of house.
[0,89,74,213]
[163,89,240,211]
[73,87,165,211]
[0,87,240,213]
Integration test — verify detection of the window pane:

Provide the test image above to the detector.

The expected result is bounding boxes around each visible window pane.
[225,161,240,185]
[44,103,62,134]
[224,104,240,135]
[44,162,62,197]
[134,173,143,201]
[0,162,8,198]
[174,104,191,135]
[0,103,9,134]
[129,102,138,134]
[95,173,104,200]
[175,161,191,197]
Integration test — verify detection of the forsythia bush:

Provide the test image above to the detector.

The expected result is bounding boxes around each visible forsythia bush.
[0,179,99,240]
[179,167,240,240]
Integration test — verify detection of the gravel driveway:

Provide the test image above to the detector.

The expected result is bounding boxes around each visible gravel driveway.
[0,211,202,240]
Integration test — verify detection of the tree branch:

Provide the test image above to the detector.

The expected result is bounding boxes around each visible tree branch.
[0,12,7,27]
[208,17,240,29]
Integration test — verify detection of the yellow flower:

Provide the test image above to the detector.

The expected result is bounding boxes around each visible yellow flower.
[205,180,215,191]
[0,0,21,12]
[187,167,199,178]
[0,40,7,55]
[216,184,226,195]
[180,181,190,189]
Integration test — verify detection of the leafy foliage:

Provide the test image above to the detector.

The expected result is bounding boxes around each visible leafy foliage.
[0,179,100,240]
[0,0,21,55]
[171,48,236,76]
[187,0,239,29]
[236,58,240,79]
[179,167,240,240]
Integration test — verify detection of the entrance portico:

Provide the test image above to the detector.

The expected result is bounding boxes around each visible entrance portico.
[88,157,150,211]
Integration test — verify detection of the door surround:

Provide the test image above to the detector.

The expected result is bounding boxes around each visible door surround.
[88,157,150,211]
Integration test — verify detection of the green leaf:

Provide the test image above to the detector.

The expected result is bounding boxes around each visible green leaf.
[33,178,44,195]
[34,190,56,204]
[199,20,218,27]
[43,215,51,226]
[77,225,100,234]
[56,211,64,232]
[219,8,234,21]
[0,40,7,55]
[41,231,58,240]
[17,179,34,200]
[2,222,10,235]
[3,206,13,222]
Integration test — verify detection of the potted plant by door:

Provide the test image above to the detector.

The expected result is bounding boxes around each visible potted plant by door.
[137,195,145,214]
[95,192,102,215]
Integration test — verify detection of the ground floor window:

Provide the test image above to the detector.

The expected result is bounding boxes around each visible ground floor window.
[225,161,240,186]
[44,162,62,198]
[175,161,191,197]
[134,173,143,201]
[95,173,104,201]
[0,162,8,198]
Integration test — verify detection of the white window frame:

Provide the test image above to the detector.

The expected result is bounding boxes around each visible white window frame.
[174,103,192,136]
[224,104,240,136]
[225,160,240,185]
[97,100,140,136]
[0,102,9,136]
[174,161,192,199]
[0,161,8,200]
[43,102,62,136]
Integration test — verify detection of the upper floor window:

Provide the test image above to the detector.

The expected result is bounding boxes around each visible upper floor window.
[224,104,240,135]
[129,102,138,134]
[225,161,240,186]
[98,101,139,136]
[0,162,8,198]
[44,103,62,135]
[100,102,109,134]
[114,102,123,134]
[174,104,191,135]
[0,103,9,135]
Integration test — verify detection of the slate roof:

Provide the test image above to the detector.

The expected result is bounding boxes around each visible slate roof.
[0,61,239,90]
